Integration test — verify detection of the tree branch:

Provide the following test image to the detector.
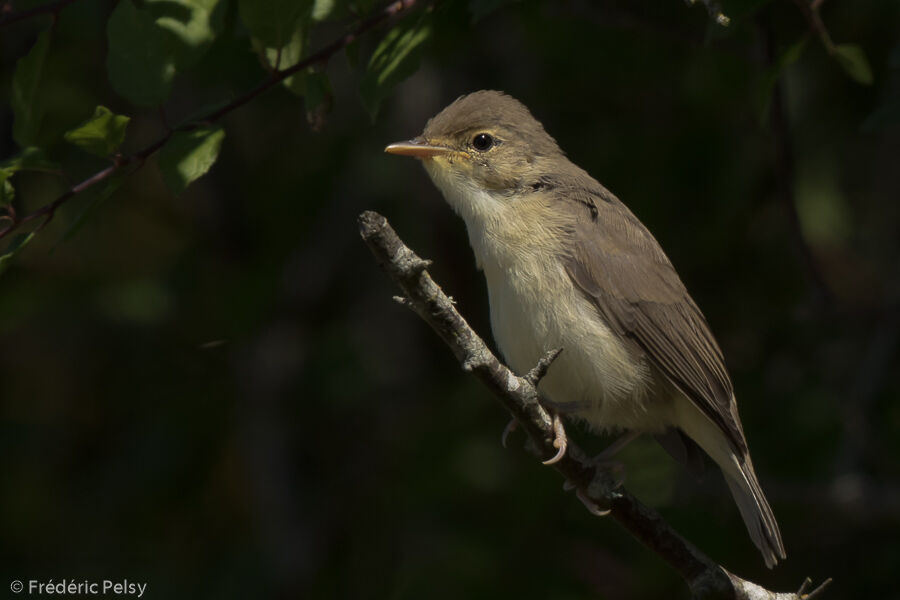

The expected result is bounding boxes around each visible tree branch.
[358,209,830,600]
[0,0,420,243]
[790,0,835,52]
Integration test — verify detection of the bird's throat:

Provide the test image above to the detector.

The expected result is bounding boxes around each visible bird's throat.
[423,160,505,226]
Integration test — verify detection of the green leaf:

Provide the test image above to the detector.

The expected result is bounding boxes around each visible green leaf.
[11,30,52,148]
[0,148,60,206]
[359,17,431,120]
[157,127,225,195]
[252,21,310,96]
[833,44,873,86]
[239,0,313,49]
[0,170,14,207]
[0,231,36,276]
[312,0,336,21]
[146,0,224,70]
[757,37,807,123]
[107,0,177,106]
[64,106,131,157]
[310,0,352,21]
[0,147,58,173]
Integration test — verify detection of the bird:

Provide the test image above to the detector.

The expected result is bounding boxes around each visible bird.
[384,90,786,568]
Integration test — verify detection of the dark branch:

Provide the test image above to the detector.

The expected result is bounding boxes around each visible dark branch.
[358,209,828,600]
[0,0,420,242]
[790,0,835,51]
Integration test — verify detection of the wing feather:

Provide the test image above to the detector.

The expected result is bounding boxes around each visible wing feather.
[558,183,746,454]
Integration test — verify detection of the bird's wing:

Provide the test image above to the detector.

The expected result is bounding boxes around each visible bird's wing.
[560,185,747,455]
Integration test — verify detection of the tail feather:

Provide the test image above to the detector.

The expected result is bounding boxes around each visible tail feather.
[723,455,786,568]
[673,396,786,568]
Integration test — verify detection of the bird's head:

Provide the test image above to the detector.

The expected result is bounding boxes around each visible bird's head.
[385,90,565,220]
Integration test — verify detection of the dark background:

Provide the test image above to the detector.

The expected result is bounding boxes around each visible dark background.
[2,0,899,597]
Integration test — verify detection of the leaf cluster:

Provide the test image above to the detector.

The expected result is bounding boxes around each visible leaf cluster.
[1,0,438,269]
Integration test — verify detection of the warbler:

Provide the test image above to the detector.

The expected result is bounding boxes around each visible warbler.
[385,90,785,568]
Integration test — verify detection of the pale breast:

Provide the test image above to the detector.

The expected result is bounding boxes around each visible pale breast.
[468,205,673,433]
[427,162,673,431]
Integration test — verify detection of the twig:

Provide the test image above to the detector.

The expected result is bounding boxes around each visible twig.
[790,0,835,52]
[0,0,80,27]
[686,0,730,27]
[0,0,420,243]
[358,209,829,600]
[525,347,562,387]
[758,16,834,306]
[202,0,417,126]
[0,137,170,239]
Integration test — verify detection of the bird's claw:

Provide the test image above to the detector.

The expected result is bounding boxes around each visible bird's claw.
[501,418,518,449]
[542,412,567,465]
[563,480,611,516]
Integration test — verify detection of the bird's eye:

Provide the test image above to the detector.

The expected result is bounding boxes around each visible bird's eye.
[472,133,494,151]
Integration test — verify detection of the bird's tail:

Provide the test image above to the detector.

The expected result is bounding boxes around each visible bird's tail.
[674,398,786,568]
[721,453,786,569]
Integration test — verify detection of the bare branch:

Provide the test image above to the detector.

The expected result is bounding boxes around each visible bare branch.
[359,209,829,600]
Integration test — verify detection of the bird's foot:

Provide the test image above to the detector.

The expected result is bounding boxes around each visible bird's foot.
[499,410,566,463]
[563,458,625,517]
[500,418,517,448]
[542,411,568,465]
[563,479,611,516]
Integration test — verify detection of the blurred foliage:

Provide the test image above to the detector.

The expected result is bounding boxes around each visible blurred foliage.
[63,106,130,157]
[1,0,899,598]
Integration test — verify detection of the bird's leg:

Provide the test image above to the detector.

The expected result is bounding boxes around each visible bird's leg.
[542,411,568,465]
[594,430,640,462]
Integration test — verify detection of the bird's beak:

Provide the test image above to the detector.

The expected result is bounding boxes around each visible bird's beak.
[384,138,452,159]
